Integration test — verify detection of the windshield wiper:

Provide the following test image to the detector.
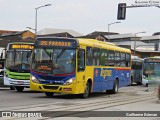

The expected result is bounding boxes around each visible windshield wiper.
[55,48,66,64]
[57,48,66,59]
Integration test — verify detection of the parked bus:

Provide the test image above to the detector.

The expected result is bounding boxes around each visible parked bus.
[0,59,5,86]
[4,42,34,91]
[143,56,160,86]
[30,37,131,98]
[0,47,6,86]
[130,56,143,85]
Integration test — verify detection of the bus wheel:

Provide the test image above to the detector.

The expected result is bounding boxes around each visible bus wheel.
[111,79,119,94]
[81,82,90,99]
[10,86,15,90]
[45,92,54,97]
[137,78,142,85]
[16,86,24,92]
[137,82,142,85]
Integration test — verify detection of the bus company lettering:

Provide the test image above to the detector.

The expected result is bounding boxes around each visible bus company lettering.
[100,69,112,77]
[40,41,71,47]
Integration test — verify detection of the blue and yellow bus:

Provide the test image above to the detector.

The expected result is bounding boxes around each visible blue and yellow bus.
[30,37,131,98]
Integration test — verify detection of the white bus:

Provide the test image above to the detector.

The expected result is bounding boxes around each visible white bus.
[142,56,160,86]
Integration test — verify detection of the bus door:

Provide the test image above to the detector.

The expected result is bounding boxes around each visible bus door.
[76,48,86,93]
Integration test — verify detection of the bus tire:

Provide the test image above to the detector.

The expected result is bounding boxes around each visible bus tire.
[16,86,24,92]
[81,82,90,99]
[137,76,142,85]
[111,79,119,94]
[45,92,54,97]
[137,82,142,85]
[10,86,15,90]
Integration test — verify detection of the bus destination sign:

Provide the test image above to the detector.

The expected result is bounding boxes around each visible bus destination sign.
[39,40,72,47]
[11,44,34,49]
[145,59,160,63]
[35,39,77,48]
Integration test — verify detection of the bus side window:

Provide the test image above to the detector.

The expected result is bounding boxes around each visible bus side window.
[121,53,126,67]
[86,47,93,66]
[78,49,85,71]
[126,53,131,67]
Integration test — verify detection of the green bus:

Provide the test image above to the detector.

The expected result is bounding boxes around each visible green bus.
[4,42,34,91]
[0,47,5,86]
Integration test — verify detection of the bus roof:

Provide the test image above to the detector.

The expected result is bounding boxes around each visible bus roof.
[77,38,131,53]
[131,55,143,62]
[36,37,131,53]
[144,56,160,60]
[8,42,34,45]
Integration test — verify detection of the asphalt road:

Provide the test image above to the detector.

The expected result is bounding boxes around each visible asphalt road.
[0,85,159,120]
[0,85,149,109]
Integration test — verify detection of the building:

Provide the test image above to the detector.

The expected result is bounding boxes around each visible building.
[37,28,83,37]
[0,30,35,48]
[104,33,160,58]
[78,31,118,41]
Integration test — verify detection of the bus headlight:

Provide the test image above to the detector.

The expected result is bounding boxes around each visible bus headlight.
[31,75,39,84]
[64,77,76,85]
[143,75,146,79]
[5,72,8,77]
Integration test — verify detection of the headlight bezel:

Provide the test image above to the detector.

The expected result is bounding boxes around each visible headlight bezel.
[31,75,40,84]
[5,71,8,77]
[63,77,76,85]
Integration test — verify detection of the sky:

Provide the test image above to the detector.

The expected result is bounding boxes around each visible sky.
[0,0,160,36]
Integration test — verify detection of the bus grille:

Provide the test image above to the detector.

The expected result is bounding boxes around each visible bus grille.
[43,86,59,90]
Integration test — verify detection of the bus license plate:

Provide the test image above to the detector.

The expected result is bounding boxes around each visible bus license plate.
[17,81,24,84]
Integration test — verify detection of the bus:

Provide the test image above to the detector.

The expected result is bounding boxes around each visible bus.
[143,56,160,87]
[30,37,131,98]
[0,59,5,86]
[0,47,5,86]
[4,42,34,91]
[130,56,143,85]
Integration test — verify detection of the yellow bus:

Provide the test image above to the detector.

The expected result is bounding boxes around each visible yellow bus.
[30,37,131,98]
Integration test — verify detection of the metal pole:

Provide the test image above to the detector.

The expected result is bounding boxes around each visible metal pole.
[134,34,136,56]
[108,24,110,42]
[133,31,146,56]
[34,4,52,39]
[35,8,38,38]
[107,21,121,42]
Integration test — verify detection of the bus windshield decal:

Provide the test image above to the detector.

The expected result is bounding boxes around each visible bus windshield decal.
[11,44,34,50]
[37,65,51,71]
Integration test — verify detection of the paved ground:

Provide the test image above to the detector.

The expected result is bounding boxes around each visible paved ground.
[0,85,159,120]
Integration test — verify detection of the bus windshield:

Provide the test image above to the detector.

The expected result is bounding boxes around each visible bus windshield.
[32,48,76,75]
[143,60,160,77]
[132,61,142,69]
[5,50,32,72]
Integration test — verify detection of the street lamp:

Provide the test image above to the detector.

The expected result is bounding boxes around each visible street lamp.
[107,21,121,42]
[26,27,36,39]
[35,4,52,38]
[26,27,35,31]
[133,31,146,56]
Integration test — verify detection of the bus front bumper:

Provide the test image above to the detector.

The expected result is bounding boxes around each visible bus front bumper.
[30,81,77,94]
[4,76,30,87]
